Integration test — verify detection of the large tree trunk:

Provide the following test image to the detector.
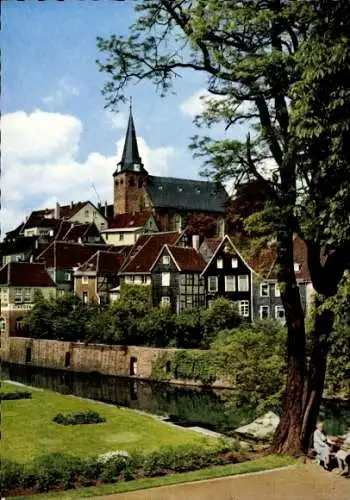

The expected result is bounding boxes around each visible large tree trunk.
[271,230,306,454]
[300,299,334,452]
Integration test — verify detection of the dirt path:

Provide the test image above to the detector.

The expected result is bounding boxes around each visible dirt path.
[91,463,350,500]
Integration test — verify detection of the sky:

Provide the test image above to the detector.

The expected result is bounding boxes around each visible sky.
[1,0,246,237]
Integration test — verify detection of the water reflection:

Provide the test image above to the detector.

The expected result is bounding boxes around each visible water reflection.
[1,363,349,435]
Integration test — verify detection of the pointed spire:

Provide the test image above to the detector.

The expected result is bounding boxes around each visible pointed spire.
[115,102,145,174]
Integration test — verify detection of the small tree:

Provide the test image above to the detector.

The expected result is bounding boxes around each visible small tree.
[202,298,241,347]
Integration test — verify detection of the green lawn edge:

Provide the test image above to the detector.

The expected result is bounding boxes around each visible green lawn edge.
[10,455,296,500]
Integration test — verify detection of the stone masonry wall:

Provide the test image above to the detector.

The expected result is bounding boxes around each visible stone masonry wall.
[0,336,231,388]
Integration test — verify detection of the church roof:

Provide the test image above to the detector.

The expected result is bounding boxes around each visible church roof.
[145,176,227,213]
[115,107,145,174]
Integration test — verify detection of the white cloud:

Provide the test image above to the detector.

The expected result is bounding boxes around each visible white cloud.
[179,88,213,118]
[43,79,80,106]
[106,111,128,130]
[1,109,177,236]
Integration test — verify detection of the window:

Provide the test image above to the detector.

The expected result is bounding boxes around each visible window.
[16,317,24,331]
[82,292,88,304]
[160,296,171,308]
[82,276,89,285]
[129,177,135,187]
[274,283,281,297]
[208,276,218,293]
[239,300,249,317]
[0,318,5,331]
[260,283,269,297]
[216,258,223,269]
[64,272,71,281]
[161,272,170,287]
[119,233,124,241]
[162,255,170,265]
[25,347,32,364]
[130,357,138,376]
[294,263,301,272]
[238,275,249,292]
[225,276,236,292]
[65,352,71,368]
[84,209,89,217]
[24,288,31,302]
[259,305,270,319]
[14,288,22,303]
[231,257,238,268]
[275,305,286,322]
[1,289,8,305]
[100,223,105,229]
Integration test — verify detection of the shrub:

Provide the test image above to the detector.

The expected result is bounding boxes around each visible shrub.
[52,410,106,426]
[0,390,32,400]
[32,453,83,491]
[0,459,26,494]
[202,298,241,347]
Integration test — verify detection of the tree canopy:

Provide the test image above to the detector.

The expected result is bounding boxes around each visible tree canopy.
[97,0,350,454]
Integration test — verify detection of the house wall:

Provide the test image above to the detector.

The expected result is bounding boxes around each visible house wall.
[54,268,74,292]
[70,204,107,232]
[103,231,137,246]
[75,275,98,303]
[152,249,180,311]
[203,246,252,320]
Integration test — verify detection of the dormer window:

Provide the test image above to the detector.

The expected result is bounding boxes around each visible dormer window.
[162,255,170,265]
[134,163,141,171]
[178,187,183,192]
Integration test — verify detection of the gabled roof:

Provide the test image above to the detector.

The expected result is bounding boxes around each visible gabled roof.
[76,251,125,275]
[146,176,228,213]
[62,223,100,242]
[53,220,74,240]
[5,223,25,241]
[23,215,61,231]
[36,241,111,269]
[0,262,56,287]
[107,211,154,230]
[119,232,181,274]
[166,245,206,272]
[202,237,222,253]
[201,235,255,277]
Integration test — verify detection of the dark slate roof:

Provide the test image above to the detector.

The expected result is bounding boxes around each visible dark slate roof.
[114,108,145,174]
[108,211,154,229]
[76,251,125,275]
[0,236,38,256]
[0,262,56,287]
[36,241,112,269]
[119,232,180,274]
[5,223,24,241]
[167,245,206,272]
[146,176,227,213]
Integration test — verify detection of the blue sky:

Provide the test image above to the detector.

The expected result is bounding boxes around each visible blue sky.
[1,0,243,235]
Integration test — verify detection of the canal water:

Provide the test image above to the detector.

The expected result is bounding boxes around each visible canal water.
[1,363,349,436]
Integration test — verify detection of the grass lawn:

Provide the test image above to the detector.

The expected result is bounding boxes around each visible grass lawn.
[1,381,212,462]
[9,455,296,500]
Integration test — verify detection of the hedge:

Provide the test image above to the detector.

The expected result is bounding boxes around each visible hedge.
[52,410,106,426]
[0,391,32,401]
[0,440,244,496]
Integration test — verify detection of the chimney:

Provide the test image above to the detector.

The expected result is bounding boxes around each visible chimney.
[54,202,60,219]
[70,201,74,209]
[104,201,108,218]
[192,234,200,251]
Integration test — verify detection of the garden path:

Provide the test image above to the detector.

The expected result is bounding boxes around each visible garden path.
[91,463,350,500]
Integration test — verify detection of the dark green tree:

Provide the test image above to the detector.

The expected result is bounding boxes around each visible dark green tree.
[97,0,350,453]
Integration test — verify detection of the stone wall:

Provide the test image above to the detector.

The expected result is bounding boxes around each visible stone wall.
[1,336,177,379]
[0,336,231,388]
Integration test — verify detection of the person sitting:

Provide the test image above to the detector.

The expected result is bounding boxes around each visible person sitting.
[335,433,350,476]
[313,420,334,470]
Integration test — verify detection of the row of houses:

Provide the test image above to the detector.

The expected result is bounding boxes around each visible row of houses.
[0,228,313,336]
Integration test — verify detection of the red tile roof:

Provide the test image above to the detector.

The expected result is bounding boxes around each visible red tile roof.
[120,232,180,274]
[62,223,94,242]
[108,211,153,229]
[203,237,222,253]
[77,251,125,274]
[36,241,112,269]
[167,245,206,272]
[53,220,74,240]
[0,262,56,287]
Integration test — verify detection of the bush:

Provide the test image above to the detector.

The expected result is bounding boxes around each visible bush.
[32,453,83,491]
[0,390,32,400]
[52,410,106,426]
[202,298,241,347]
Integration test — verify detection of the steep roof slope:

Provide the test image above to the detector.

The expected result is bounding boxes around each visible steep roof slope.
[0,262,56,287]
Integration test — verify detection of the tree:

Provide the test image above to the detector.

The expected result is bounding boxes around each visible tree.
[202,297,241,347]
[186,213,217,239]
[97,0,350,454]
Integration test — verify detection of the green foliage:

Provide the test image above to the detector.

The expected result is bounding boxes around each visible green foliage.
[174,308,205,348]
[0,442,244,496]
[171,350,218,386]
[212,321,287,412]
[202,298,241,347]
[52,410,106,426]
[139,307,176,347]
[0,390,32,400]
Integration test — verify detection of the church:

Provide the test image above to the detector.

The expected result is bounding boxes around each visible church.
[112,107,228,236]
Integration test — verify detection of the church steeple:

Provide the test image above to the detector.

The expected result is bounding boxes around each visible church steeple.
[114,103,145,175]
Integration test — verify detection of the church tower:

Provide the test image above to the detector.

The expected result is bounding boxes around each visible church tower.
[113,106,148,215]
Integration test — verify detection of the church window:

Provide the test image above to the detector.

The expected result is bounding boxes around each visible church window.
[115,181,119,186]
[120,179,124,185]
[129,177,135,187]
[138,178,143,188]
